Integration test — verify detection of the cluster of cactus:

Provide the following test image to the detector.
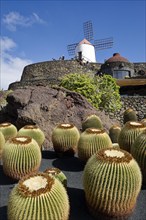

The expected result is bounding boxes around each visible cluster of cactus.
[0,122,17,141]
[118,121,146,152]
[109,124,121,143]
[2,136,41,179]
[44,167,67,188]
[52,123,80,156]
[82,114,103,132]
[83,148,142,219]
[123,108,137,124]
[78,128,113,162]
[18,125,45,149]
[7,172,70,220]
[0,131,5,159]
[131,130,146,185]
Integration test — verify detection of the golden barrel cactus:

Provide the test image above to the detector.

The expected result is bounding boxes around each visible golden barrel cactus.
[2,136,41,179]
[123,108,137,124]
[0,122,17,141]
[78,128,113,162]
[52,123,80,156]
[83,148,142,219]
[44,167,67,188]
[118,121,146,153]
[109,125,121,143]
[131,130,146,185]
[0,131,5,159]
[82,114,103,132]
[7,172,70,220]
[18,125,45,148]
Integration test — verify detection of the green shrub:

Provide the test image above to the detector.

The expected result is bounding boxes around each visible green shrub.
[60,73,121,112]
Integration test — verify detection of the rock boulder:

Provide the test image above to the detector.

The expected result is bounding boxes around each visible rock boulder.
[6,86,119,149]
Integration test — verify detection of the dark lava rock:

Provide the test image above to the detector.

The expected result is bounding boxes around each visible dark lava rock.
[6,86,119,149]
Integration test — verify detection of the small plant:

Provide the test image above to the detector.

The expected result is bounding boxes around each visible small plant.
[52,123,80,157]
[82,114,103,132]
[118,121,146,152]
[78,128,113,162]
[83,148,142,219]
[18,125,45,149]
[0,122,17,141]
[131,130,146,185]
[123,108,137,124]
[44,167,67,188]
[2,136,41,179]
[60,73,122,112]
[7,172,70,220]
[109,124,121,143]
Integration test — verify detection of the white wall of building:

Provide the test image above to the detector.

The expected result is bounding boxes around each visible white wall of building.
[75,43,96,63]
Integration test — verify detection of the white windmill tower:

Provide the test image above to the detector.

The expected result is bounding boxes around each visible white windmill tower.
[67,21,113,63]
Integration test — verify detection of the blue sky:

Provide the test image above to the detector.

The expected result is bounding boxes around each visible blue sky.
[0,0,146,89]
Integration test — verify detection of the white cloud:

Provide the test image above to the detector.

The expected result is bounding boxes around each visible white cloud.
[0,36,32,90]
[2,11,46,31]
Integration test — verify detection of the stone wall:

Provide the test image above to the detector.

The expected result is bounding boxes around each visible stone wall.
[108,96,146,125]
[9,60,101,90]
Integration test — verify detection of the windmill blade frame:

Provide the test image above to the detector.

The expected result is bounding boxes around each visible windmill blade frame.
[83,20,94,42]
[94,37,113,51]
[67,43,78,56]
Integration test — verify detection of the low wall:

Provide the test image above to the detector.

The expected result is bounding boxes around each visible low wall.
[108,96,146,125]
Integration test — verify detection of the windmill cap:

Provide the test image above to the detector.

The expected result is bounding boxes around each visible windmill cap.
[105,53,130,63]
[78,38,92,45]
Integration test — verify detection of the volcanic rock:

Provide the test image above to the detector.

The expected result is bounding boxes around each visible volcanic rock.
[6,86,119,149]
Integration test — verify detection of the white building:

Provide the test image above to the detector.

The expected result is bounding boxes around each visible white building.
[75,39,96,63]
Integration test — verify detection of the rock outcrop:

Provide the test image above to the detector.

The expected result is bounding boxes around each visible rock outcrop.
[6,86,118,149]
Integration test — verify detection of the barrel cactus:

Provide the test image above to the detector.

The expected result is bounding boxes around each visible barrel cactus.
[82,114,103,132]
[78,128,113,162]
[18,125,45,148]
[131,130,146,185]
[52,123,80,156]
[0,122,17,141]
[44,167,67,188]
[2,136,41,179]
[83,148,142,219]
[7,172,70,220]
[0,131,5,159]
[141,118,146,126]
[123,108,137,124]
[118,121,146,153]
[109,125,121,143]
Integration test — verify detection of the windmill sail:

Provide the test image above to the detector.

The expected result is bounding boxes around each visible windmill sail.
[83,20,93,42]
[67,43,78,56]
[94,37,113,50]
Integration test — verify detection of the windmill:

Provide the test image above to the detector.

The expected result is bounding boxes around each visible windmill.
[67,20,113,63]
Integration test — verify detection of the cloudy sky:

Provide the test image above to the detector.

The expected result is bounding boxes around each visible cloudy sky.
[0,0,146,90]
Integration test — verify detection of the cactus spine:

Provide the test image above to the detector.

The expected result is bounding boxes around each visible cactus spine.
[118,121,146,153]
[2,136,41,179]
[52,123,80,156]
[44,167,67,188]
[123,108,137,124]
[131,130,146,185]
[109,125,121,143]
[83,148,142,219]
[18,125,45,148]
[82,114,103,132]
[78,128,113,162]
[0,131,5,159]
[7,172,70,220]
[0,122,17,140]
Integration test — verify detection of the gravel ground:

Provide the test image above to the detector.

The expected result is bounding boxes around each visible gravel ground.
[0,150,146,220]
